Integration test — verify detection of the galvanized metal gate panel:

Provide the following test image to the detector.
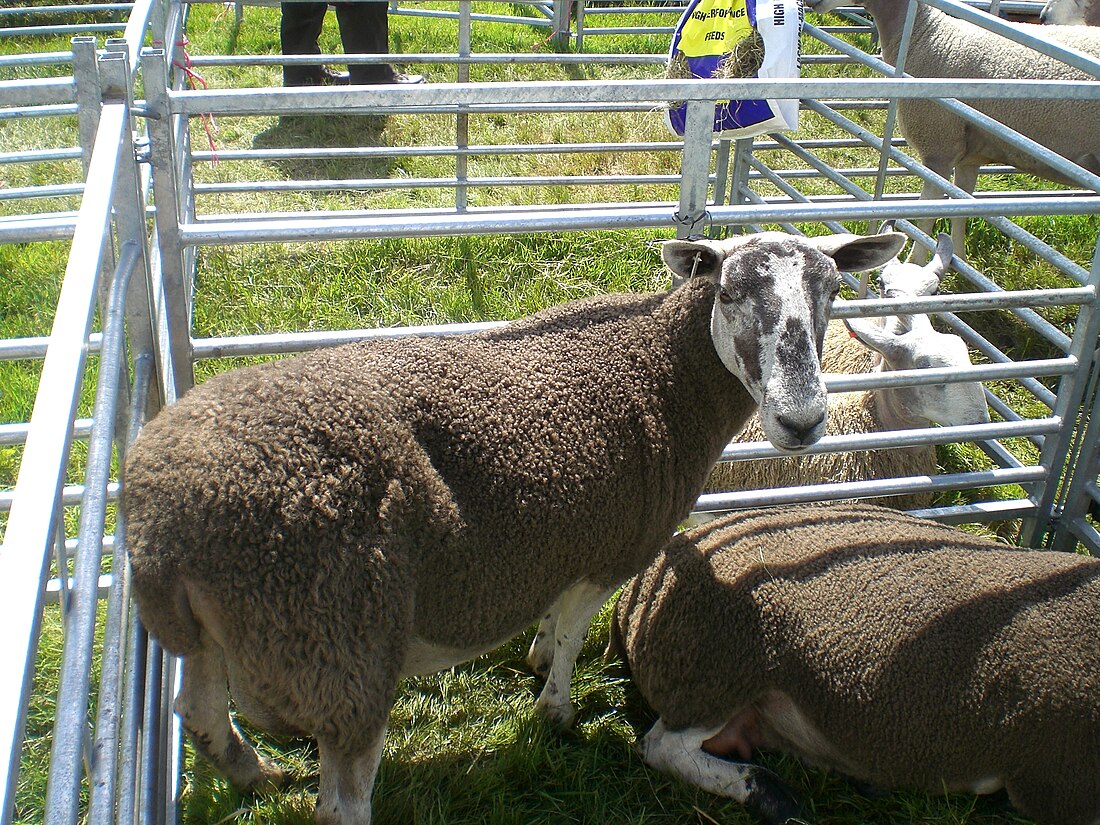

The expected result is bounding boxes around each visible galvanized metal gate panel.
[3,0,1100,822]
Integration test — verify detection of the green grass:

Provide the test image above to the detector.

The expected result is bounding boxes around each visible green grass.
[4,2,1096,824]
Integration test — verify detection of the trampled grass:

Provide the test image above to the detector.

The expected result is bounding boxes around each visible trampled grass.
[4,2,1096,824]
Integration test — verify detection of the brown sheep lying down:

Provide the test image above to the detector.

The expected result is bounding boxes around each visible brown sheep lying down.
[123,231,904,825]
[615,502,1100,825]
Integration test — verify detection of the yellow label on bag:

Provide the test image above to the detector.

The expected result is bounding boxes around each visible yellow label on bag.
[675,0,754,58]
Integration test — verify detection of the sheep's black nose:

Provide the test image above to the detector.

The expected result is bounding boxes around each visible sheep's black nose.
[778,412,825,446]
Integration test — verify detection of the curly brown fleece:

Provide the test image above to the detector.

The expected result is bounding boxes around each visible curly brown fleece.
[616,502,1100,825]
[124,277,755,753]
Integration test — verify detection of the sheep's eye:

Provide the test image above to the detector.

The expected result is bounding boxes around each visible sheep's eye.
[718,288,734,305]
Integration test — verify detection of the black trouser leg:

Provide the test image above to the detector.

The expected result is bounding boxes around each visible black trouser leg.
[333,1,396,84]
[280,2,329,85]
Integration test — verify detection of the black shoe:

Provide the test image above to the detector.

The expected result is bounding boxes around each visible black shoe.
[320,67,351,85]
[284,66,350,87]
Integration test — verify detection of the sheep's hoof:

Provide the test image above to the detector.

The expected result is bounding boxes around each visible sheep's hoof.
[526,638,554,679]
[534,697,577,728]
[743,766,811,825]
[245,760,291,795]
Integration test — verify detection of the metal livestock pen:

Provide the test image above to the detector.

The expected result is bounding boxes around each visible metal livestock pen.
[2,0,1100,821]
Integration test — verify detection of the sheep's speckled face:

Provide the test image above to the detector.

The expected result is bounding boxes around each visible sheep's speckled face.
[661,229,906,453]
[710,237,837,452]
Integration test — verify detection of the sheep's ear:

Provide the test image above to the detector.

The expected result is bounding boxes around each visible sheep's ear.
[810,232,907,273]
[845,317,905,361]
[661,240,724,282]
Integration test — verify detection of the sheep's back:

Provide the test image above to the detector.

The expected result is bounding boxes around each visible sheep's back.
[617,503,1100,790]
[125,282,749,658]
[896,12,1100,178]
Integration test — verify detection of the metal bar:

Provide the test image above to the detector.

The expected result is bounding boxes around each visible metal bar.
[0,483,121,515]
[718,417,1061,462]
[0,77,77,108]
[0,335,101,362]
[693,466,1048,512]
[44,242,140,825]
[0,99,128,825]
[0,419,94,447]
[177,195,1100,246]
[86,354,152,825]
[169,77,1100,117]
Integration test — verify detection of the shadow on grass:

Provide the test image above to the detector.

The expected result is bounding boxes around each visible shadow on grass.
[253,113,394,181]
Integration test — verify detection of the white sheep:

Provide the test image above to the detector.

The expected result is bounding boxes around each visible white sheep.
[701,233,990,511]
[1041,0,1100,25]
[614,501,1100,825]
[809,0,1100,259]
[122,230,906,825]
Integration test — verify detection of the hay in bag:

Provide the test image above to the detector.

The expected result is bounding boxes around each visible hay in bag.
[664,0,803,139]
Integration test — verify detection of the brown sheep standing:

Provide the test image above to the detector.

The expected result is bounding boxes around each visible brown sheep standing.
[122,231,904,825]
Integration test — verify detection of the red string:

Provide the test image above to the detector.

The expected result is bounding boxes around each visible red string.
[169,36,220,166]
[530,0,573,51]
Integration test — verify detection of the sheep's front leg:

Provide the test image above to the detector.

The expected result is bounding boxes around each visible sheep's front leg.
[948,162,980,263]
[315,727,386,825]
[175,638,287,792]
[909,156,959,264]
[639,719,808,825]
[532,579,615,727]
[526,596,560,679]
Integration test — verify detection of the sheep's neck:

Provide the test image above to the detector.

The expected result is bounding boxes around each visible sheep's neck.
[661,280,758,452]
[860,0,936,68]
[873,384,922,431]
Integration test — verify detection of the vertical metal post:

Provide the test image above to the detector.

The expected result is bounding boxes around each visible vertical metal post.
[71,37,102,176]
[142,46,195,405]
[1022,237,1100,546]
[1050,347,1100,551]
[456,0,471,212]
[575,0,585,53]
[552,0,572,50]
[99,48,157,396]
[671,100,715,284]
[873,0,917,203]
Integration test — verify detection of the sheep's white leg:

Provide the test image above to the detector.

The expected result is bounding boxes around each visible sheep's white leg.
[175,640,286,791]
[949,162,980,263]
[314,727,386,825]
[526,596,560,679]
[639,719,806,825]
[908,157,957,264]
[532,579,615,727]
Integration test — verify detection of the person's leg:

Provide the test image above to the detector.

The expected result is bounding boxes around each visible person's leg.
[332,1,396,84]
[281,2,335,86]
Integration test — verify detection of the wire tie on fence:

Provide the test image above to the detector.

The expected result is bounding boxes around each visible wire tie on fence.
[673,209,711,236]
[172,36,220,166]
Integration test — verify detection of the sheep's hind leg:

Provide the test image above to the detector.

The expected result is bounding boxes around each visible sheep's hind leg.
[175,638,287,792]
[639,719,808,825]
[532,579,615,727]
[526,596,560,679]
[314,727,386,825]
